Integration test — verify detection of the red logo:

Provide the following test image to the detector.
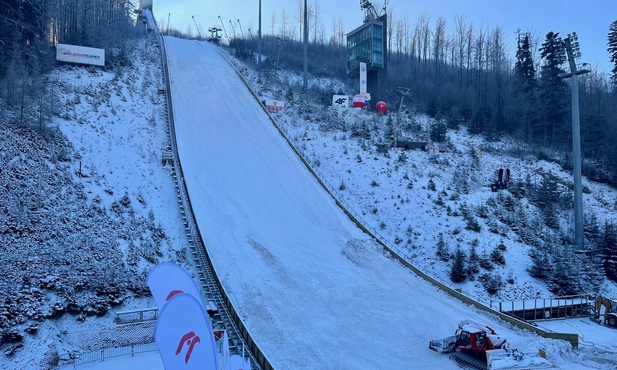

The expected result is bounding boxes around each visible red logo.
[176,331,201,364]
[166,289,183,301]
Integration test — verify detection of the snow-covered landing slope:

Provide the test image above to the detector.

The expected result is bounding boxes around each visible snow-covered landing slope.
[163,36,601,370]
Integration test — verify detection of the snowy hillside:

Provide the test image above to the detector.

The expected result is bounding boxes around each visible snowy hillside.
[0,35,188,368]
[224,49,617,304]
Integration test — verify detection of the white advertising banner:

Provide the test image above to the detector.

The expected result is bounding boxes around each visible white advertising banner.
[147,262,206,312]
[332,95,348,108]
[155,293,219,369]
[56,44,105,66]
[262,99,286,113]
[360,62,367,94]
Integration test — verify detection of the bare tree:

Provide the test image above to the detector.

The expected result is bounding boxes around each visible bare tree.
[313,0,321,43]
[455,15,467,88]
[432,17,446,81]
[417,13,431,74]
[271,10,277,36]
[279,8,289,40]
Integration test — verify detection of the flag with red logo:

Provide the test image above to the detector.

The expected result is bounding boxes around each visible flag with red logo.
[229,355,245,369]
[223,330,230,370]
[155,293,219,369]
[147,262,206,312]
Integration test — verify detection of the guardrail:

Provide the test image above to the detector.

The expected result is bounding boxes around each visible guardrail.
[114,308,158,324]
[219,49,580,349]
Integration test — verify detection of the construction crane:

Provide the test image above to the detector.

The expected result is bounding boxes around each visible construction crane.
[360,0,387,23]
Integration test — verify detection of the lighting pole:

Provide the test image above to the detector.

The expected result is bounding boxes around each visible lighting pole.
[258,0,262,68]
[560,32,590,251]
[218,15,229,40]
[303,0,308,91]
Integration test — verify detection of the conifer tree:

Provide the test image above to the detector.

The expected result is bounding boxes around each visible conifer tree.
[528,244,551,279]
[538,32,568,146]
[436,234,450,261]
[602,221,617,281]
[450,247,467,283]
[466,244,480,278]
[514,31,537,142]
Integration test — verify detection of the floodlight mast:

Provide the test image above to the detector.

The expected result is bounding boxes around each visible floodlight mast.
[218,15,229,40]
[192,16,202,39]
[560,32,590,252]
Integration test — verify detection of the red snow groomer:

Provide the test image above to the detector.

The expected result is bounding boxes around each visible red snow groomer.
[429,319,556,370]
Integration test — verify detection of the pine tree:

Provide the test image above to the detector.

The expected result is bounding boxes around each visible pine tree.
[537,173,560,229]
[548,247,581,296]
[490,246,506,265]
[608,20,617,89]
[538,32,568,146]
[435,234,450,261]
[466,244,480,278]
[528,245,551,279]
[602,221,617,281]
[450,247,467,283]
[514,31,538,142]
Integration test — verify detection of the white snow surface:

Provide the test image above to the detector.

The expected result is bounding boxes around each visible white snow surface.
[3,34,617,369]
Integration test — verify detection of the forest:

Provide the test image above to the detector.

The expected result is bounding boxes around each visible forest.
[2,1,617,185]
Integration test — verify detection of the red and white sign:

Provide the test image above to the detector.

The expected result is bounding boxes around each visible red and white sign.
[56,44,105,66]
[262,99,286,113]
[155,293,219,369]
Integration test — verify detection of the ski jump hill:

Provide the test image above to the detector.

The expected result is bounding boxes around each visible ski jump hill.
[163,37,575,370]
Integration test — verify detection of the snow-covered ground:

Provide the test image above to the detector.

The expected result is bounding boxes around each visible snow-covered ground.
[3,32,617,369]
[159,37,617,369]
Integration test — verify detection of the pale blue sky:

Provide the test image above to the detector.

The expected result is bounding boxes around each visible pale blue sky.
[152,0,616,74]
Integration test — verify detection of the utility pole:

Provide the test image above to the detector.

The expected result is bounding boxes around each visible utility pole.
[303,0,308,91]
[258,0,262,68]
[560,32,590,251]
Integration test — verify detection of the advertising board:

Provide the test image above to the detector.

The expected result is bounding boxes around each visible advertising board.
[56,44,105,67]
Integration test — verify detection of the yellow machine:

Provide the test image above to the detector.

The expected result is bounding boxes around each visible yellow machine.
[593,294,617,327]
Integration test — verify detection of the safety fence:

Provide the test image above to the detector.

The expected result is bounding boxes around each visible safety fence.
[490,295,592,321]
[72,342,158,366]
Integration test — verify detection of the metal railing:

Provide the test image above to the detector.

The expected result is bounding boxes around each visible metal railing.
[73,342,159,366]
[491,295,592,321]
[114,307,158,324]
